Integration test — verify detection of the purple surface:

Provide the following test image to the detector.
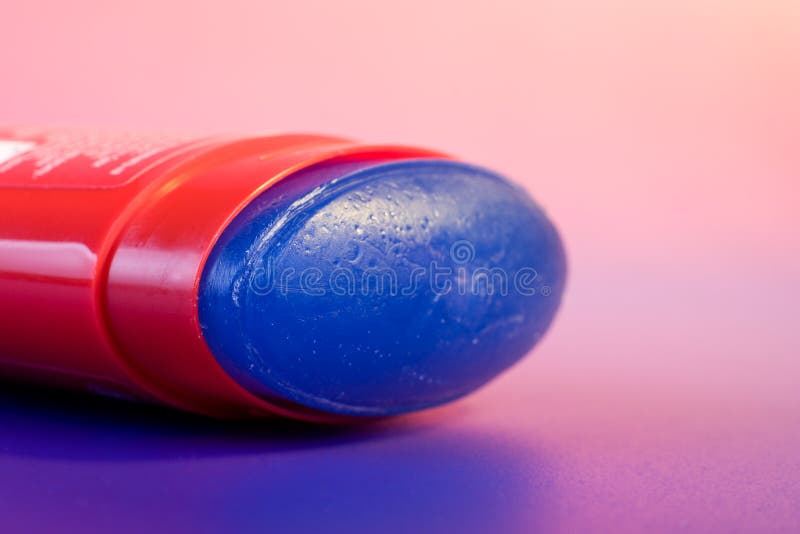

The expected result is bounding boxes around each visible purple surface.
[0,386,548,532]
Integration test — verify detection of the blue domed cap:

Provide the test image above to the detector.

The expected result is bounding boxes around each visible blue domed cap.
[199,158,566,416]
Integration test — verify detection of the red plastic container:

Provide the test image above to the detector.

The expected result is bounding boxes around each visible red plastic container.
[0,126,444,422]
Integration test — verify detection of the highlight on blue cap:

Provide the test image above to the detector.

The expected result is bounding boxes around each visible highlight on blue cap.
[198,157,566,416]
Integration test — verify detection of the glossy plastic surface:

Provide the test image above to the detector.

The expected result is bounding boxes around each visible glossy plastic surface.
[200,158,566,416]
[0,128,566,420]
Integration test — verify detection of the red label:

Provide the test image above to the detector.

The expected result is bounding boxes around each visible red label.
[0,126,202,189]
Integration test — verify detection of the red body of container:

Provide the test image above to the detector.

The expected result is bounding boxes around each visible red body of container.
[0,127,444,421]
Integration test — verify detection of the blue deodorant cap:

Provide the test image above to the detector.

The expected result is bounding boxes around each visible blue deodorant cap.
[199,158,566,416]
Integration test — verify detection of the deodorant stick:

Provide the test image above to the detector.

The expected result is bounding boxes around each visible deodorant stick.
[0,127,566,422]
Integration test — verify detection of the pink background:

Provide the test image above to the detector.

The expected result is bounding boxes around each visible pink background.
[1,1,798,531]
